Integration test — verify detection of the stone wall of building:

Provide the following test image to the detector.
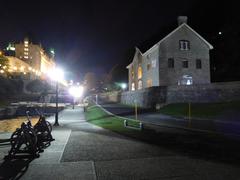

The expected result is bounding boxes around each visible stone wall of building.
[158,25,211,86]
[99,91,121,103]
[121,87,167,107]
[100,81,240,108]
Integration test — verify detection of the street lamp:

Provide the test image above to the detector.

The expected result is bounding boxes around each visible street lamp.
[120,83,127,91]
[48,68,64,126]
[69,85,84,109]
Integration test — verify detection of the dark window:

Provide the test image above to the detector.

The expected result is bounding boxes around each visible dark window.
[147,63,151,71]
[196,59,202,69]
[179,40,190,50]
[182,60,188,68]
[168,58,174,68]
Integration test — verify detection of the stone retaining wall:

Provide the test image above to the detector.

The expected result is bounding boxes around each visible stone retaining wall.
[100,81,240,108]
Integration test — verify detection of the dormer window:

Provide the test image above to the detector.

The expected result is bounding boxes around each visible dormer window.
[179,40,190,50]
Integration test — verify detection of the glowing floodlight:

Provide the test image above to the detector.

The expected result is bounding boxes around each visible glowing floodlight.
[48,68,64,82]
[69,85,84,98]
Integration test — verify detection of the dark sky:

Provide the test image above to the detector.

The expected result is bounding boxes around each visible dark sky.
[0,1,237,81]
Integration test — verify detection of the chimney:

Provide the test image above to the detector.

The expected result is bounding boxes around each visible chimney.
[178,16,188,26]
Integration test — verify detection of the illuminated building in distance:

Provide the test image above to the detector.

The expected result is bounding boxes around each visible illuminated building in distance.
[15,37,55,77]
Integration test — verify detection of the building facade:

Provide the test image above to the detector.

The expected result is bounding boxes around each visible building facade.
[15,37,55,77]
[127,17,213,91]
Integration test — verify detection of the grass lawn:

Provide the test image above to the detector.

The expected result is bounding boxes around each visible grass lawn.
[158,101,240,119]
[85,104,224,145]
[0,116,39,133]
[86,105,149,139]
[0,100,8,108]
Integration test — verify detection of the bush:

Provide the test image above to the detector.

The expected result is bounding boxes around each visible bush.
[0,77,23,94]
[26,79,51,93]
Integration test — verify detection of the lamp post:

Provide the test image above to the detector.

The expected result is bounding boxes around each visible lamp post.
[55,81,59,126]
[48,68,64,126]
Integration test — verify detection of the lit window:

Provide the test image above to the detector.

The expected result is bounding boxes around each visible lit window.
[178,75,193,85]
[179,40,190,50]
[24,52,28,55]
[131,68,134,78]
[196,59,202,69]
[151,59,156,68]
[24,48,29,51]
[147,79,152,87]
[138,80,143,90]
[168,58,174,68]
[24,56,29,59]
[24,41,29,47]
[138,66,142,79]
[182,60,188,68]
[131,83,135,91]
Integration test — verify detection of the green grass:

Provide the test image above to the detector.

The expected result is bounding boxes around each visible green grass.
[0,100,8,108]
[158,101,240,119]
[86,105,145,138]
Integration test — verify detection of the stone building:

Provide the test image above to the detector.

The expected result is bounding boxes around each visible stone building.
[127,16,213,91]
[15,37,55,76]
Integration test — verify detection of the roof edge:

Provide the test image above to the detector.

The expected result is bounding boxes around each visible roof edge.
[143,23,213,55]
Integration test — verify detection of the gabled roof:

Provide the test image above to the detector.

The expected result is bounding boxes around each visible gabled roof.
[127,22,213,68]
[143,23,213,55]
[126,47,142,69]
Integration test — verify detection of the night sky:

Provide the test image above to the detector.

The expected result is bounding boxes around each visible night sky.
[0,1,238,82]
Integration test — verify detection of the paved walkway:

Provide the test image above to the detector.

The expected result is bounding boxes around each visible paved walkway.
[1,106,240,179]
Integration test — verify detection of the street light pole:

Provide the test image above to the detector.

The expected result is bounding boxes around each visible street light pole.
[72,97,75,109]
[54,81,59,126]
[48,67,64,126]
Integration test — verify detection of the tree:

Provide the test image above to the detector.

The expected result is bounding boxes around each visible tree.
[84,72,97,92]
[26,79,50,94]
[0,55,9,76]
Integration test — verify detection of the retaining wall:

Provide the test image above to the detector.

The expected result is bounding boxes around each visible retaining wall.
[100,81,240,108]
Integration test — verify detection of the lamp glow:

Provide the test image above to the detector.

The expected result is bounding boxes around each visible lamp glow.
[48,68,64,82]
[120,83,127,90]
[69,86,84,98]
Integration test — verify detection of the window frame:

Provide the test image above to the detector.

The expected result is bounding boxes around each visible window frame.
[137,66,143,79]
[182,60,188,68]
[179,40,190,50]
[196,59,202,69]
[131,82,135,91]
[147,63,151,71]
[147,79,152,87]
[168,58,174,68]
[138,80,143,90]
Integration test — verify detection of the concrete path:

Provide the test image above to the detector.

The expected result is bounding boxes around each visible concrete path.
[1,106,240,179]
